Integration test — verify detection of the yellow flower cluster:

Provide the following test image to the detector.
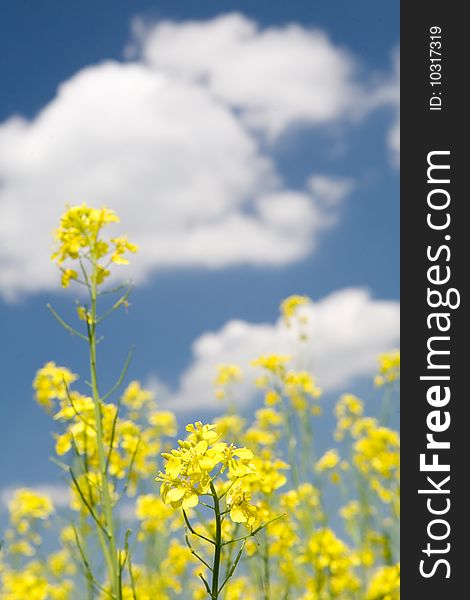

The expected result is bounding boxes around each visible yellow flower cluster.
[1,491,75,600]
[367,563,400,599]
[304,528,361,597]
[1,563,73,600]
[8,488,54,527]
[34,375,168,491]
[280,295,311,340]
[353,419,400,506]
[1,206,401,599]
[334,393,364,440]
[252,354,322,415]
[375,350,400,387]
[213,363,243,400]
[135,494,175,536]
[157,422,257,519]
[33,362,78,412]
[51,203,137,287]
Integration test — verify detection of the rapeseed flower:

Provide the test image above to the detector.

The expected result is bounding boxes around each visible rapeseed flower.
[375,350,400,387]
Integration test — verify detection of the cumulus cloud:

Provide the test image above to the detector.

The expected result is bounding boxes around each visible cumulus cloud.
[156,288,399,411]
[135,13,367,137]
[0,13,396,300]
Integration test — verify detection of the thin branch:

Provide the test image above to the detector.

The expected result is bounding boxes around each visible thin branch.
[222,514,285,546]
[72,523,110,597]
[198,573,212,596]
[79,257,92,293]
[105,398,125,473]
[128,554,138,600]
[98,281,131,296]
[47,304,88,341]
[96,284,133,324]
[49,456,70,472]
[61,378,97,431]
[218,477,239,501]
[183,510,216,546]
[69,468,110,539]
[102,347,134,402]
[184,530,213,571]
[218,540,246,595]
[118,549,124,593]
[117,437,141,502]
[250,513,285,536]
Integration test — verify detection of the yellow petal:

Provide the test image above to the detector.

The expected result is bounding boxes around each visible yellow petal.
[182,493,199,510]
[166,487,186,503]
[230,505,247,524]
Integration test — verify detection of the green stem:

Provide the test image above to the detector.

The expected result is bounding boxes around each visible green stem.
[210,481,222,600]
[89,261,121,599]
[380,382,395,426]
[284,403,299,487]
[263,527,270,600]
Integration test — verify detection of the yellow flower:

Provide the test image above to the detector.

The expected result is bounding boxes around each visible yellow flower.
[315,449,340,473]
[9,540,35,556]
[159,476,199,510]
[334,394,364,440]
[149,410,177,436]
[51,203,137,287]
[213,414,246,440]
[157,422,259,514]
[353,426,400,479]
[33,362,78,412]
[60,268,78,288]
[367,564,400,600]
[353,423,400,507]
[52,204,119,263]
[48,550,76,577]
[223,577,257,600]
[185,421,220,445]
[245,452,289,494]
[110,235,138,264]
[220,444,256,478]
[9,489,54,525]
[214,364,242,400]
[304,528,360,596]
[254,408,283,428]
[284,370,321,412]
[122,381,155,410]
[340,500,360,521]
[1,564,49,599]
[244,426,278,447]
[226,483,258,528]
[76,306,93,323]
[135,494,173,535]
[280,295,311,325]
[214,364,242,386]
[251,354,291,375]
[264,390,280,406]
[375,350,400,387]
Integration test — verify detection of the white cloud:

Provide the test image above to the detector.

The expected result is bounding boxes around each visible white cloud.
[366,48,400,165]
[136,13,367,137]
[0,13,396,300]
[157,288,399,411]
[0,59,352,300]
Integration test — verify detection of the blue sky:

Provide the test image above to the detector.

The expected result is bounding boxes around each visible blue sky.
[0,1,399,496]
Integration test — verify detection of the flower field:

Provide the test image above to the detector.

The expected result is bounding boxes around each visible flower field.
[0,206,400,599]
